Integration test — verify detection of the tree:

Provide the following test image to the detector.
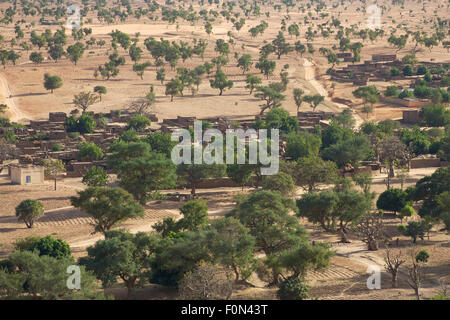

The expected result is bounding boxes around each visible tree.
[26,236,72,259]
[177,163,226,197]
[322,136,371,168]
[116,152,177,205]
[376,188,407,215]
[72,92,100,114]
[352,86,380,108]
[165,78,182,101]
[277,276,309,300]
[177,199,209,232]
[284,155,338,192]
[399,205,415,223]
[285,132,321,161]
[262,172,295,195]
[64,114,96,134]
[293,88,304,113]
[128,43,142,62]
[255,59,276,79]
[133,62,151,80]
[207,217,256,282]
[93,86,107,101]
[297,186,371,241]
[82,166,108,187]
[48,45,64,62]
[70,187,144,234]
[156,68,166,84]
[237,54,253,74]
[43,73,62,93]
[178,262,233,300]
[0,251,107,300]
[422,105,450,127]
[384,245,406,288]
[398,222,425,244]
[333,109,356,129]
[254,85,286,114]
[78,142,104,161]
[377,136,409,188]
[42,158,66,191]
[79,230,154,299]
[272,31,292,59]
[303,94,324,112]
[407,248,429,300]
[126,114,151,132]
[209,69,233,95]
[228,190,315,285]
[66,42,85,65]
[29,51,43,65]
[354,211,385,251]
[15,199,44,228]
[245,75,262,94]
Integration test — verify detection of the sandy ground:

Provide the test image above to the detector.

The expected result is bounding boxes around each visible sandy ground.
[0,166,448,299]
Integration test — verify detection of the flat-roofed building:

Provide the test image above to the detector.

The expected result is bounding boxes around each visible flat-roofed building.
[9,164,44,185]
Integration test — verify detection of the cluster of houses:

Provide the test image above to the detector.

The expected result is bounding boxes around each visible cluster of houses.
[2,110,340,185]
[329,54,449,87]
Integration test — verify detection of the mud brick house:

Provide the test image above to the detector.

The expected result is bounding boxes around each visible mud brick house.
[371,54,397,62]
[402,110,423,124]
[9,164,44,185]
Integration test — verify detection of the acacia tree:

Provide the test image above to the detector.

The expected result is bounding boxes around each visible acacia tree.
[15,199,44,228]
[237,54,253,74]
[80,230,155,299]
[293,88,304,113]
[72,92,100,113]
[229,190,332,285]
[43,73,62,93]
[245,75,262,94]
[66,42,85,65]
[42,158,66,190]
[210,69,233,95]
[254,85,286,115]
[70,187,144,234]
[93,86,107,101]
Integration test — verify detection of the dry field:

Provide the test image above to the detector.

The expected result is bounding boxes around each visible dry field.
[0,0,449,300]
[0,166,448,300]
[0,1,447,124]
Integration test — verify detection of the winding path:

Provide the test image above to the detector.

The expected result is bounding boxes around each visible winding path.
[0,72,29,122]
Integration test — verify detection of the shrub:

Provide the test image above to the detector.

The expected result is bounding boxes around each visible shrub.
[376,188,407,214]
[385,86,399,97]
[277,276,309,300]
[15,199,44,228]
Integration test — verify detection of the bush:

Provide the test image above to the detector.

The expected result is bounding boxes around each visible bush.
[416,65,428,75]
[28,235,72,259]
[277,276,309,300]
[126,115,151,132]
[402,65,414,76]
[15,199,44,228]
[390,67,400,76]
[385,86,399,97]
[376,188,407,214]
[78,142,104,161]
[51,143,62,151]
[64,114,96,134]
[398,89,414,99]
[422,105,450,127]
[82,166,108,187]
[262,172,296,195]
